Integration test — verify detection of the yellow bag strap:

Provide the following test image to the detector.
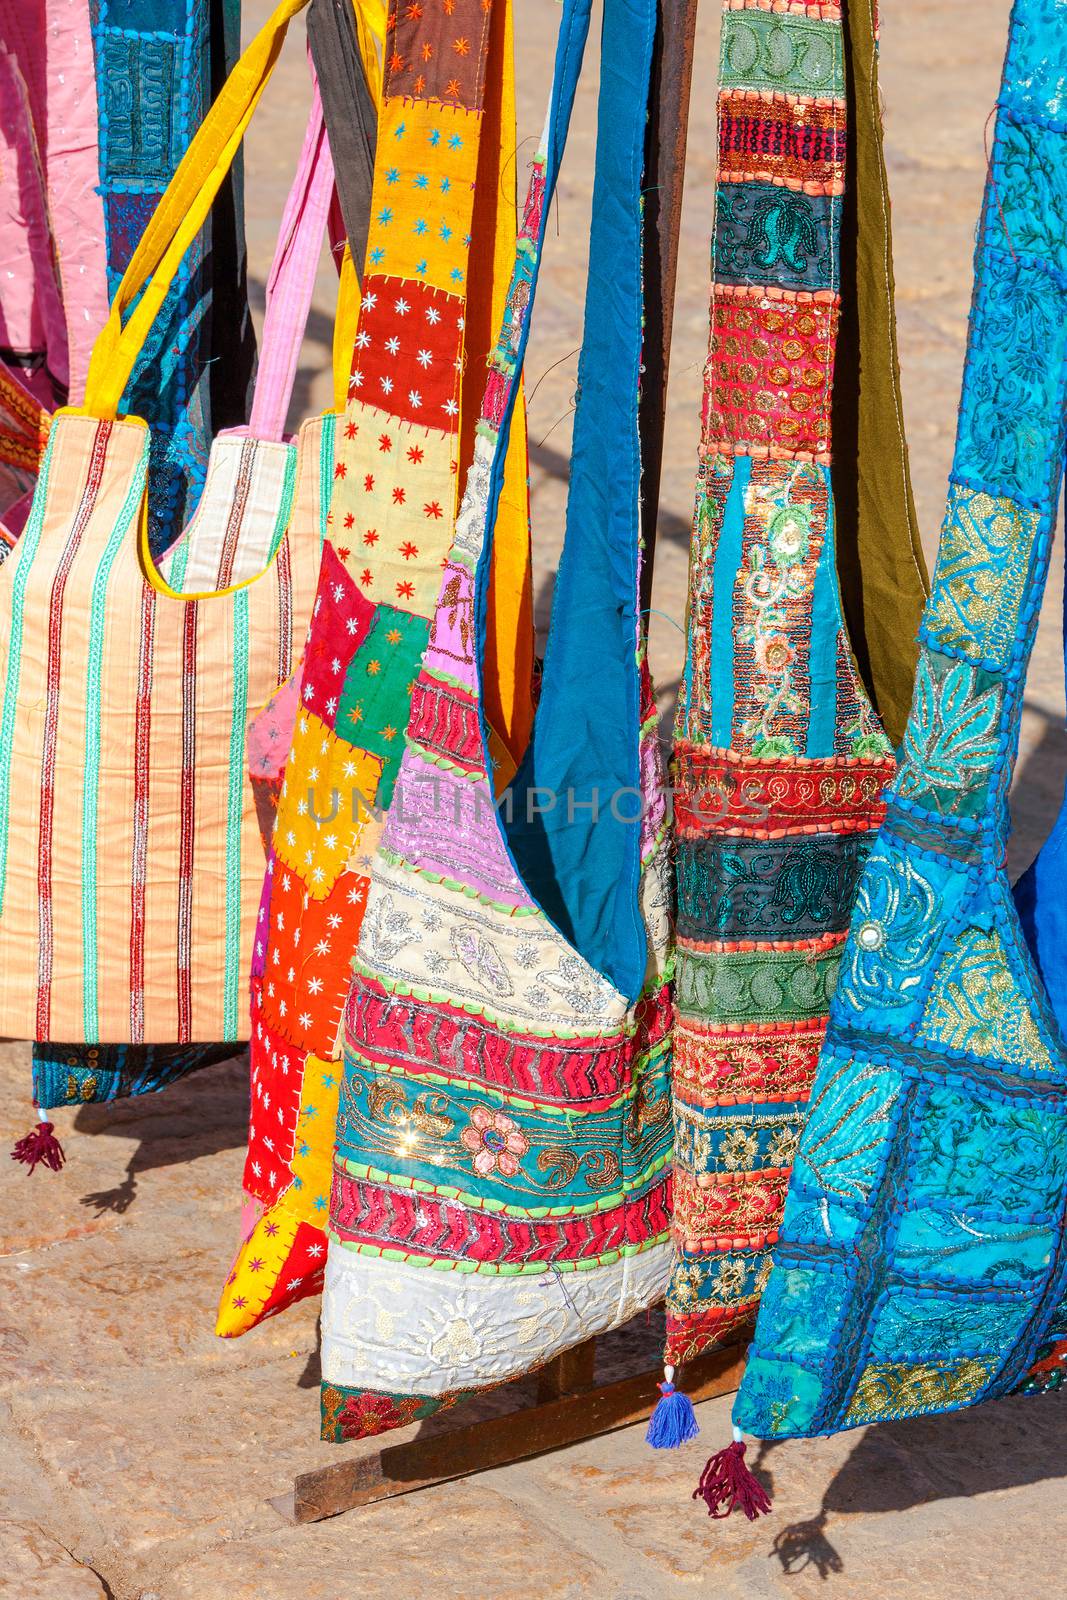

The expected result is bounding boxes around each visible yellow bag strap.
[353,0,385,98]
[84,0,385,422]
[83,0,313,419]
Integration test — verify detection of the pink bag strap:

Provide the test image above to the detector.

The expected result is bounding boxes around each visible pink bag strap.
[248,67,336,442]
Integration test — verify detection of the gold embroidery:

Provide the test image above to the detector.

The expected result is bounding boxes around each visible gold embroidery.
[846,1358,992,1422]
[920,927,1052,1067]
[924,487,1040,665]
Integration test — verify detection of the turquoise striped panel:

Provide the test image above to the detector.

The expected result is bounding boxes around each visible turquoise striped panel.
[806,465,840,758]
[81,443,151,1037]
[710,457,749,749]
[223,588,250,1037]
[0,432,57,915]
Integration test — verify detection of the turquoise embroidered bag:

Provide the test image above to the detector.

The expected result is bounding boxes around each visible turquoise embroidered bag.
[733,0,1067,1453]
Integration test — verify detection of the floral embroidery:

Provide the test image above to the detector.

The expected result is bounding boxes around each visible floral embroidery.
[922,486,1040,667]
[919,927,1053,1066]
[896,654,1002,817]
[460,1106,529,1177]
[845,1360,993,1425]
[836,852,940,1014]
[321,1383,444,1442]
[735,473,818,756]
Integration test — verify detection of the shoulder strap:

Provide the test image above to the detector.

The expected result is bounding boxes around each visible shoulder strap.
[504,0,658,1001]
[247,69,335,442]
[308,0,379,285]
[82,0,311,421]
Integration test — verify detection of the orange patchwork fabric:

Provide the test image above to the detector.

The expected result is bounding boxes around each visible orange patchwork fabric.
[218,0,533,1338]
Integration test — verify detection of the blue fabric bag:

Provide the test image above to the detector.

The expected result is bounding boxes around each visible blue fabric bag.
[734,0,1067,1449]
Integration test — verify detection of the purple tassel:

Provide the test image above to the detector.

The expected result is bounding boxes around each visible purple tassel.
[694,1429,772,1520]
[11,1111,65,1175]
[646,1368,700,1449]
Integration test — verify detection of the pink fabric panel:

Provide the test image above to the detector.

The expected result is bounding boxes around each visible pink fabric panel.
[0,0,108,403]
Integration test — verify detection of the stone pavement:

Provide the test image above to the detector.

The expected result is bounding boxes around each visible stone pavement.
[3,2,1066,1596]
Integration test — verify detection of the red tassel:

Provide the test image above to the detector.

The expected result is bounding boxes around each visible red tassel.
[11,1119,65,1175]
[693,1438,772,1521]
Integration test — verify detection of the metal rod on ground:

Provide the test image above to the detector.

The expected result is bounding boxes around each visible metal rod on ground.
[639,0,700,618]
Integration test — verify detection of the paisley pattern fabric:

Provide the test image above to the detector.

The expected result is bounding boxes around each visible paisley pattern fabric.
[663,0,914,1371]
[735,0,1067,1440]
[216,0,536,1339]
[319,0,672,1441]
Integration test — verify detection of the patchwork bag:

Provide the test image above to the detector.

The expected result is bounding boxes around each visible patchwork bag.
[318,0,674,1443]
[661,0,923,1379]
[0,0,326,1052]
[735,0,1067,1447]
[216,0,535,1338]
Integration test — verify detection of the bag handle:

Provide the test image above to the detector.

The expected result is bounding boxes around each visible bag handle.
[254,0,388,440]
[308,0,379,287]
[468,0,656,1002]
[332,245,361,413]
[247,69,335,442]
[82,0,313,420]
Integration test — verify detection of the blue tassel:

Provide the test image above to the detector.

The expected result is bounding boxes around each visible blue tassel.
[646,1372,700,1450]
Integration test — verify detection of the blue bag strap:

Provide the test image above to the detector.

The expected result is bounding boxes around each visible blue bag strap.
[501,0,658,1002]
[471,0,596,467]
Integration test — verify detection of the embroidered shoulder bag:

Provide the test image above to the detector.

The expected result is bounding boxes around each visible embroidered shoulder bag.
[661,0,922,1383]
[317,0,674,1443]
[0,0,326,1052]
[735,0,1067,1446]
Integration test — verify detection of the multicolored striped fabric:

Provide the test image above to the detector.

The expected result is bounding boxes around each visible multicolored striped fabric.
[317,0,672,1443]
[735,0,1067,1443]
[663,0,924,1372]
[0,2,326,1048]
[0,406,319,1043]
[216,0,535,1338]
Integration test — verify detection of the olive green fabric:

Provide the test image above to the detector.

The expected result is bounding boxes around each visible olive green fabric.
[832,0,929,750]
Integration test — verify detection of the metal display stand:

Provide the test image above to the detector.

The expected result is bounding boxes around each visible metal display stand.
[283,0,706,1525]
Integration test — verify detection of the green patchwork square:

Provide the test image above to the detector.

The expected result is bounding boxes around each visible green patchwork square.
[337,606,430,808]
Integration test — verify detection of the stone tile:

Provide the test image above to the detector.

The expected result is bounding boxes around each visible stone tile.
[161,1482,608,1600]
[0,1521,108,1599]
[7,1360,334,1565]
